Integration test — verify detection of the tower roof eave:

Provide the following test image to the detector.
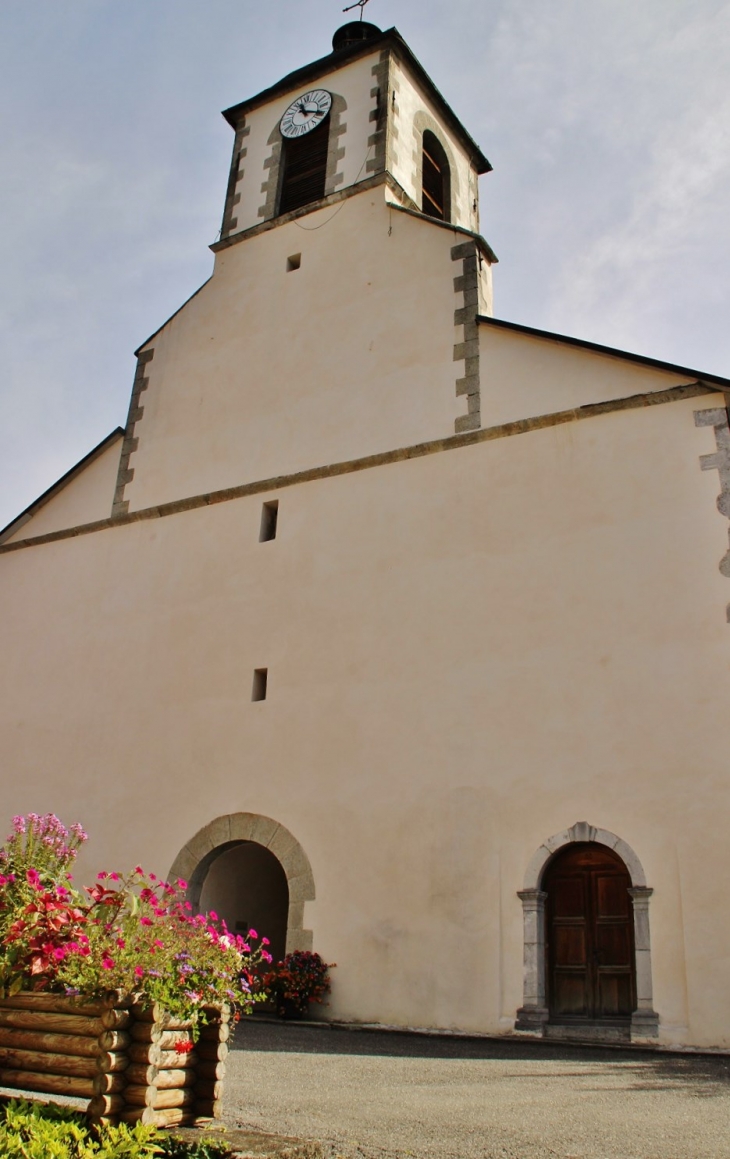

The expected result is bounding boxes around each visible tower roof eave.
[221,27,492,175]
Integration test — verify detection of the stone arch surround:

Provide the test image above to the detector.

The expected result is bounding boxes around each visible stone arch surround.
[169,813,315,954]
[411,110,460,224]
[515,821,658,1040]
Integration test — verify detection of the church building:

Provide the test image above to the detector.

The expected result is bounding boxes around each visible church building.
[2,21,729,1049]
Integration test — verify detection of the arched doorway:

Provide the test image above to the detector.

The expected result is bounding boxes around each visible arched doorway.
[516,822,658,1041]
[544,843,635,1024]
[169,813,315,956]
[199,842,289,963]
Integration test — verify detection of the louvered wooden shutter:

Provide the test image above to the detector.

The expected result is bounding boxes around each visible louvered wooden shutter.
[279,121,329,215]
[422,145,445,220]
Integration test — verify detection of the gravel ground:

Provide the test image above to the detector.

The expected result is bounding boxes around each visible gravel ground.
[225,1020,730,1159]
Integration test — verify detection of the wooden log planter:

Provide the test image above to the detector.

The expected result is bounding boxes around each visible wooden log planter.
[0,993,229,1129]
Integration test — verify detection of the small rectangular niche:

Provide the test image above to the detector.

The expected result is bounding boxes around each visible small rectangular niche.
[259,500,279,542]
[252,668,268,702]
[286,253,301,272]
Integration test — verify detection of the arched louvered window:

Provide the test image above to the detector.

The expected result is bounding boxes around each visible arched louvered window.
[278,120,329,216]
[421,130,451,223]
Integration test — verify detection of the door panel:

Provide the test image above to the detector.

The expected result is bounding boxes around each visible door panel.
[545,844,636,1021]
[596,873,630,918]
[554,926,586,966]
[553,973,589,1017]
[553,877,585,918]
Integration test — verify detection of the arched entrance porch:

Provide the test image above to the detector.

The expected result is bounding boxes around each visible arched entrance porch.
[169,813,315,956]
[515,822,658,1041]
[199,843,289,962]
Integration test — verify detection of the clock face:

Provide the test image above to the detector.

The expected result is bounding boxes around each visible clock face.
[280,89,332,139]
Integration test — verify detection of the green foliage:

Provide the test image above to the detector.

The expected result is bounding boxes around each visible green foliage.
[0,1101,233,1158]
[0,1099,162,1157]
[156,1134,231,1158]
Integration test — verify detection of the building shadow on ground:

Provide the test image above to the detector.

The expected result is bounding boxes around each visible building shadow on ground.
[232,1019,730,1096]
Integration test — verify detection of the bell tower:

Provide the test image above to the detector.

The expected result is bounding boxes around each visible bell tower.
[110,22,498,519]
[217,22,493,243]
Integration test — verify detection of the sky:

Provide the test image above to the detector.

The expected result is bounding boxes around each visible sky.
[1,0,729,529]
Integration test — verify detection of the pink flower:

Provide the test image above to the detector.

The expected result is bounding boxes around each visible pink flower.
[134,866,144,875]
[248,928,258,939]
[208,911,218,921]
[134,966,144,979]
[97,872,108,880]
[52,946,67,961]
[140,917,153,926]
[26,868,41,888]
[115,938,125,949]
[177,878,188,890]
[149,873,157,881]
[109,873,119,882]
[154,939,164,949]
[101,956,114,970]
[261,937,270,946]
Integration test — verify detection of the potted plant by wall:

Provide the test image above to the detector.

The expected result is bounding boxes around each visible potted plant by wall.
[264,951,335,1020]
[0,813,273,1126]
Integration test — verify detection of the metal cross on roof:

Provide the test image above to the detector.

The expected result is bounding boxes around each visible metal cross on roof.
[343,0,371,20]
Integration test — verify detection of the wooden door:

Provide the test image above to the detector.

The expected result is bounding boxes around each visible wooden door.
[544,843,635,1021]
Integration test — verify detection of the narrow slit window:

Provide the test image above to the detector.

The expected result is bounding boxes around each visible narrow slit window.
[252,668,268,702]
[421,130,451,223]
[278,119,329,215]
[286,253,301,272]
[259,500,279,542]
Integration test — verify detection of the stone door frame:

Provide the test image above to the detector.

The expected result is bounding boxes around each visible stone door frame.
[515,822,658,1040]
[169,812,316,954]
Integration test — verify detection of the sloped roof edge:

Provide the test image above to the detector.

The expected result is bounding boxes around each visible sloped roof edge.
[0,428,124,546]
[222,27,491,174]
[135,277,212,357]
[478,315,730,388]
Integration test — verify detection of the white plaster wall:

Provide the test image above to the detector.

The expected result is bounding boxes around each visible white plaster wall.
[230,53,378,235]
[1,394,729,1046]
[124,192,464,512]
[480,323,708,427]
[2,437,121,544]
[389,52,479,233]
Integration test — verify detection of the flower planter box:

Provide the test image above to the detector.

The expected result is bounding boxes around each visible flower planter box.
[0,992,229,1129]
